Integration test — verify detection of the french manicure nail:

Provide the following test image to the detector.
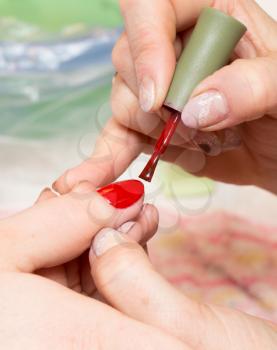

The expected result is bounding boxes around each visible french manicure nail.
[139,77,155,112]
[97,180,144,209]
[93,228,125,256]
[181,91,229,129]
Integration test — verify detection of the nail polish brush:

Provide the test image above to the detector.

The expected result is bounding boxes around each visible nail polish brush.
[139,8,247,182]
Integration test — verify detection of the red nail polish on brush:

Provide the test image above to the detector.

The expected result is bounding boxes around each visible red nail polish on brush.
[139,8,246,183]
[139,109,180,182]
[97,180,144,209]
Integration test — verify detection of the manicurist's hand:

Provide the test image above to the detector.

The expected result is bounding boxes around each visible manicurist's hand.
[0,184,188,349]
[89,224,277,350]
[54,0,277,195]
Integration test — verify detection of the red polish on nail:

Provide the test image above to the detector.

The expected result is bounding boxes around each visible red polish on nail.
[97,180,144,209]
[139,110,181,182]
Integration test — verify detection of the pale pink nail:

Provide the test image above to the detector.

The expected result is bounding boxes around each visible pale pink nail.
[118,221,136,234]
[181,91,229,129]
[92,228,125,257]
[193,132,222,156]
[222,128,242,151]
[139,77,155,112]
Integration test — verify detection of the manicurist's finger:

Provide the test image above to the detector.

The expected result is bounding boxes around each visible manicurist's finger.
[120,0,212,112]
[125,204,159,244]
[53,118,146,194]
[112,33,184,96]
[112,75,238,156]
[35,188,57,204]
[111,74,187,145]
[0,181,144,273]
[181,56,277,130]
[112,33,137,94]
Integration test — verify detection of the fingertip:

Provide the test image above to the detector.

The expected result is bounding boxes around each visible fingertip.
[138,46,176,113]
[185,57,277,130]
[53,162,102,195]
[91,227,131,259]
[122,204,159,244]
[35,187,57,203]
[118,221,136,234]
[52,169,74,194]
[137,204,159,242]
[142,203,159,226]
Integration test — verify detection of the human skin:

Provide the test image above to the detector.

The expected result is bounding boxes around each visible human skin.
[54,0,277,195]
[0,184,190,349]
[89,222,277,350]
[0,183,276,349]
[49,1,277,347]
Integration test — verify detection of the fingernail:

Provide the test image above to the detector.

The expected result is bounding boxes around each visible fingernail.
[52,181,58,191]
[222,128,242,151]
[194,132,222,156]
[118,221,136,233]
[42,187,51,193]
[92,228,126,256]
[97,180,144,209]
[181,91,229,129]
[139,77,155,112]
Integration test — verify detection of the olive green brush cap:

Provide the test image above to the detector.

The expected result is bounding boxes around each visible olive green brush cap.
[164,8,247,112]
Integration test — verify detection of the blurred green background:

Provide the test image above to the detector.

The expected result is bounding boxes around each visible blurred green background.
[0,0,123,138]
[0,0,122,30]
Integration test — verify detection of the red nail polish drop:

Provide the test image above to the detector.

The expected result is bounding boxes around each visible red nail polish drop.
[139,110,181,182]
[97,180,144,209]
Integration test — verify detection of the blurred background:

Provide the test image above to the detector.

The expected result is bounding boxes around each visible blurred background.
[0,0,276,225]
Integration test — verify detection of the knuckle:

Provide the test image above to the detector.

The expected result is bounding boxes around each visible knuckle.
[235,59,271,116]
[131,25,160,72]
[111,44,120,69]
[66,194,115,235]
[245,61,265,98]
[142,204,159,232]
[148,204,159,223]
[112,36,129,72]
[111,84,137,128]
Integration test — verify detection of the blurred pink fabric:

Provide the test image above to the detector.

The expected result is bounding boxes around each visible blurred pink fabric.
[149,211,277,324]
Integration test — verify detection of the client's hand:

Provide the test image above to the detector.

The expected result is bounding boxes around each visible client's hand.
[0,184,186,349]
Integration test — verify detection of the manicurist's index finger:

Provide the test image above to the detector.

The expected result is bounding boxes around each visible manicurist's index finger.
[119,0,212,112]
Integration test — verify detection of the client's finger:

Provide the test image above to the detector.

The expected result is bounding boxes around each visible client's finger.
[0,181,144,273]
